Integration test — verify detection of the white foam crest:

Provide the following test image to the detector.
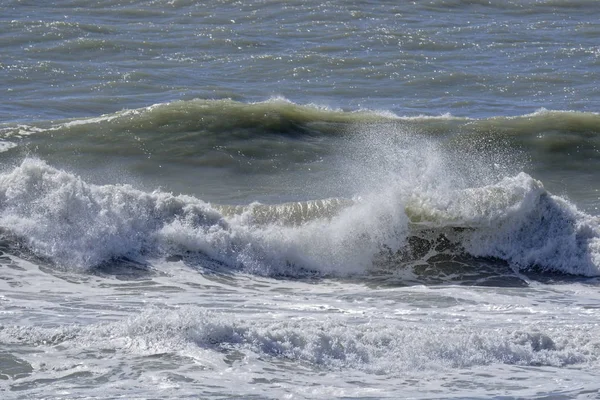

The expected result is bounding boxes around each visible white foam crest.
[501,107,600,120]
[0,159,408,275]
[406,172,546,227]
[252,96,472,121]
[463,188,600,276]
[258,95,296,105]
[0,124,50,139]
[356,109,469,121]
[0,306,595,373]
[160,187,408,276]
[61,107,147,128]
[409,172,600,276]
[340,122,600,276]
[0,158,224,268]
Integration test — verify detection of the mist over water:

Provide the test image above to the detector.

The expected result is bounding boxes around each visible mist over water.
[1,1,600,399]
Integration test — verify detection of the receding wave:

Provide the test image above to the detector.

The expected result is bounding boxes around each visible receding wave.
[0,159,597,279]
[2,306,595,374]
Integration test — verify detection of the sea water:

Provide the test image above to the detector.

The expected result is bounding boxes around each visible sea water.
[1,1,600,399]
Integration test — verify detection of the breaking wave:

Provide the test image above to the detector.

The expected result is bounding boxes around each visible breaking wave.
[0,158,597,278]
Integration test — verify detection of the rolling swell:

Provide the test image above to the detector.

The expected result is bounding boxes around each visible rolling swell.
[0,158,597,280]
[1,99,599,160]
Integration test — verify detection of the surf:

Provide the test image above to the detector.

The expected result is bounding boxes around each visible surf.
[0,157,597,280]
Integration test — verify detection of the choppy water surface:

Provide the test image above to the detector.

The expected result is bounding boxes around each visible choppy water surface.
[1,1,600,399]
[2,0,600,121]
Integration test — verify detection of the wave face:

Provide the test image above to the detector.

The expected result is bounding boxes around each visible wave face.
[1,100,599,206]
[2,101,599,169]
[3,99,600,148]
[0,157,597,279]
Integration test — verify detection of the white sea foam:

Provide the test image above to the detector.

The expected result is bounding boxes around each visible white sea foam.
[0,141,17,152]
[407,173,600,275]
[0,306,595,373]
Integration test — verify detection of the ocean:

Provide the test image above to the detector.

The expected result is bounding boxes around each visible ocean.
[1,1,600,399]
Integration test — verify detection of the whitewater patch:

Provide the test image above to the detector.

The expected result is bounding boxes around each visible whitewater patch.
[0,141,17,153]
[0,306,595,374]
[0,158,405,275]
[405,173,600,276]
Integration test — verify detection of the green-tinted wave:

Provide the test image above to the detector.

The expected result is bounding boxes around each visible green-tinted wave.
[0,100,598,186]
